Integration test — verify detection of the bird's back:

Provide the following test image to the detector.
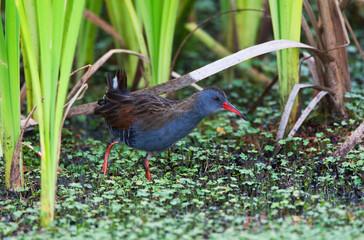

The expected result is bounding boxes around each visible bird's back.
[94,70,202,151]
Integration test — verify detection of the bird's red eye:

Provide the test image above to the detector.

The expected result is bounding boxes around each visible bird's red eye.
[214,97,219,101]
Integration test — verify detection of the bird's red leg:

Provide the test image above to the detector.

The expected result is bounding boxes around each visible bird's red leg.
[143,154,152,181]
[102,141,119,175]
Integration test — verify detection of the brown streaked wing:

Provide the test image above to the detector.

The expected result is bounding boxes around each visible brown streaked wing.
[96,91,199,131]
[130,94,180,131]
[131,93,199,131]
[95,93,136,129]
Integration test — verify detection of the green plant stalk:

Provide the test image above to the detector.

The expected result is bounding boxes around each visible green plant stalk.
[157,0,179,85]
[124,0,152,85]
[220,1,263,51]
[0,0,22,190]
[220,0,234,50]
[54,0,85,158]
[17,0,52,224]
[16,0,85,226]
[219,0,236,83]
[52,0,85,227]
[136,0,159,85]
[173,0,196,54]
[269,0,302,121]
[185,22,231,57]
[220,0,263,82]
[21,36,33,114]
[0,17,1,157]
[21,0,38,114]
[105,0,124,68]
[105,0,140,85]
[185,22,270,85]
[236,0,263,50]
[136,0,178,86]
[76,0,102,79]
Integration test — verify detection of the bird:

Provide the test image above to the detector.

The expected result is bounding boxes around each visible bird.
[94,70,247,181]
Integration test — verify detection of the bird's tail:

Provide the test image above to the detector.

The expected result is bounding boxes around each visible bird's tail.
[95,69,131,112]
[106,69,130,95]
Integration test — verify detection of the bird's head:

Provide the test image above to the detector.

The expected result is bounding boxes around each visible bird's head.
[196,87,247,120]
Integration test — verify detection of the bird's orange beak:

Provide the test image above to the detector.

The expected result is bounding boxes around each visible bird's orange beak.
[222,102,247,120]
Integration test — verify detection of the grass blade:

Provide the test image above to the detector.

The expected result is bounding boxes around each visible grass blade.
[16,0,85,226]
[136,0,178,85]
[76,0,102,79]
[269,0,303,126]
[1,0,22,190]
[105,0,140,84]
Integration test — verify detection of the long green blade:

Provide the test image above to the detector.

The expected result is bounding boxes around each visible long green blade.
[16,0,85,226]
[269,0,303,123]
[136,0,178,86]
[1,0,21,190]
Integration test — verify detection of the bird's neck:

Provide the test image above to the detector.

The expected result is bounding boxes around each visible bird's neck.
[192,95,214,119]
[170,94,205,125]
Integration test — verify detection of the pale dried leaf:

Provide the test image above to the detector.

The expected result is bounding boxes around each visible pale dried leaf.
[68,40,321,117]
[287,91,328,138]
[332,121,364,160]
[276,84,314,142]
